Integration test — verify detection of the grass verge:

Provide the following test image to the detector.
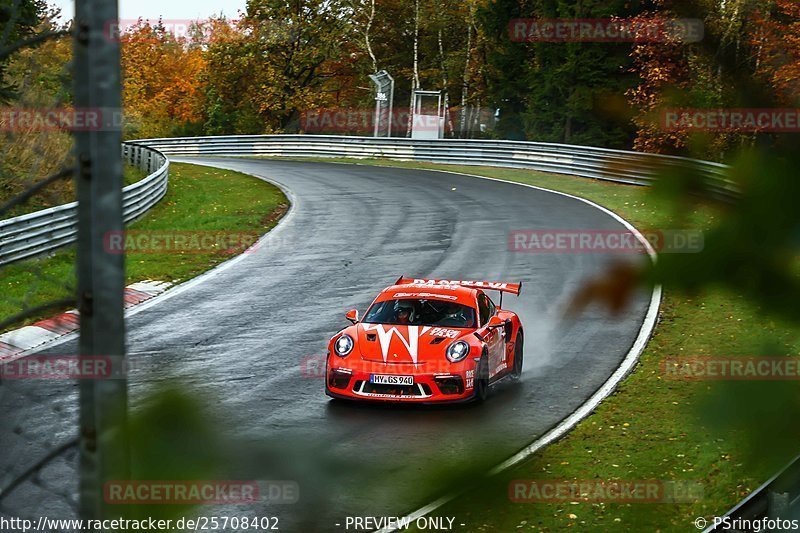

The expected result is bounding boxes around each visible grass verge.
[0,162,287,333]
[267,157,797,531]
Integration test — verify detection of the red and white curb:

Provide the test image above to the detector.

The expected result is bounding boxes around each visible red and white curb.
[0,280,172,361]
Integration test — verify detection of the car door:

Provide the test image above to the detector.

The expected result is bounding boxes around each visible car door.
[477,292,505,379]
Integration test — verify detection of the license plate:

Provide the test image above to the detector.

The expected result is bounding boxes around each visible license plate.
[370,374,414,386]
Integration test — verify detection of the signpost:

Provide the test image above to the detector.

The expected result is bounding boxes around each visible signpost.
[368,71,395,137]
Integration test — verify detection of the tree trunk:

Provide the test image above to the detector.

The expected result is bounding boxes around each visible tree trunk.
[365,0,377,72]
[459,3,474,138]
[438,25,455,137]
[407,0,420,136]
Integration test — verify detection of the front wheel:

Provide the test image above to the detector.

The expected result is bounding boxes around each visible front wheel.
[511,332,524,380]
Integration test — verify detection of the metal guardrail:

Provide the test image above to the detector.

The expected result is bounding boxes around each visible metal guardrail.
[0,143,169,266]
[0,134,733,266]
[704,455,800,531]
[128,134,735,198]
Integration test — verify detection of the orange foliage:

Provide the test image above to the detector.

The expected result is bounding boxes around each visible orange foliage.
[626,11,693,154]
[750,0,800,103]
[120,22,206,137]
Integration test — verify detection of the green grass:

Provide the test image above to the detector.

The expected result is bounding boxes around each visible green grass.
[256,157,797,531]
[124,164,150,186]
[0,162,287,332]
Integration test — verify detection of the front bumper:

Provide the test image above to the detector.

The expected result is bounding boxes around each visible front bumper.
[326,358,477,403]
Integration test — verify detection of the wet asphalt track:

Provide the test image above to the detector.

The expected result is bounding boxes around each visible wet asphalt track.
[0,158,652,531]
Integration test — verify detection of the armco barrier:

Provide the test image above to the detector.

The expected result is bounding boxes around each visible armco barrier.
[129,134,734,196]
[704,455,800,531]
[1,134,734,267]
[0,143,169,266]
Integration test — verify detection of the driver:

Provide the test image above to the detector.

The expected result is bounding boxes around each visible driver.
[394,300,416,324]
[441,304,467,327]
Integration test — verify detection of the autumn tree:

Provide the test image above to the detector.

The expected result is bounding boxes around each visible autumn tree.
[626,2,693,154]
[624,0,796,159]
[120,21,206,138]
[199,19,264,135]
[0,0,47,103]
[750,0,800,104]
[240,0,358,131]
[422,0,487,137]
[2,15,73,213]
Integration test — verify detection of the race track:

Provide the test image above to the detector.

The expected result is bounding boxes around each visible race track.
[0,158,654,530]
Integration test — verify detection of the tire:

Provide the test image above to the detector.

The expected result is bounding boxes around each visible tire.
[511,332,524,381]
[474,352,489,403]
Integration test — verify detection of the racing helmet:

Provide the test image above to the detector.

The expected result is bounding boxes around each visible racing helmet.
[442,304,467,326]
[394,300,416,323]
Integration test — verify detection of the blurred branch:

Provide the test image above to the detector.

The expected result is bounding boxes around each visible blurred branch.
[0,29,69,60]
[0,167,73,219]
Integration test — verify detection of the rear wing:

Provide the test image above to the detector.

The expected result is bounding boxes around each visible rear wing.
[396,277,523,296]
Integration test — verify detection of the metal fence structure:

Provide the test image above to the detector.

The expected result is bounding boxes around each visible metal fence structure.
[0,144,168,266]
[128,134,735,198]
[0,0,131,523]
[72,0,130,520]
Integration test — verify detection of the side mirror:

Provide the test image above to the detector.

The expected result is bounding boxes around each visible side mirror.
[345,309,359,324]
[486,315,504,329]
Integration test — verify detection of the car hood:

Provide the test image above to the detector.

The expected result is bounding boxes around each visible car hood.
[355,323,472,364]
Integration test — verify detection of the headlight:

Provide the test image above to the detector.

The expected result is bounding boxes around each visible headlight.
[446,340,470,363]
[334,334,354,357]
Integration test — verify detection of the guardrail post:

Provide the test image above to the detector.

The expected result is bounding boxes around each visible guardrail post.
[769,491,790,517]
[74,0,129,521]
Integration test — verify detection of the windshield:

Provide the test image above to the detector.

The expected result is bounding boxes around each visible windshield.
[363,298,477,328]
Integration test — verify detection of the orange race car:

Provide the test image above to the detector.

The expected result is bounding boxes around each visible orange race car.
[325,277,524,404]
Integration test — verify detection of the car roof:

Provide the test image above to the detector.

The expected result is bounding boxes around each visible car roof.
[376,283,479,307]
